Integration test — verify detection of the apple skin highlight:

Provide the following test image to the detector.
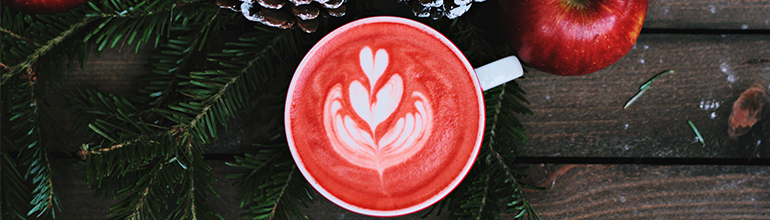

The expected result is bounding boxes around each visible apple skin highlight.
[500,0,648,76]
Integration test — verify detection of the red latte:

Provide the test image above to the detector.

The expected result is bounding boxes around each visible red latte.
[285,17,484,216]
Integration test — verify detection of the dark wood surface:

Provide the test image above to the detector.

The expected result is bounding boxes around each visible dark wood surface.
[37,0,770,219]
[517,34,770,158]
[645,0,770,29]
[513,164,770,219]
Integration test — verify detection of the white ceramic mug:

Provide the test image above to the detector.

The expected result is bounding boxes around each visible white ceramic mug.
[285,16,522,217]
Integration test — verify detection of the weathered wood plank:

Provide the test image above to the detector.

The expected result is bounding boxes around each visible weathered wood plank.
[514,164,770,219]
[51,160,116,219]
[52,160,248,219]
[53,160,770,219]
[517,34,770,158]
[46,48,154,153]
[295,193,452,220]
[51,159,446,219]
[645,0,770,30]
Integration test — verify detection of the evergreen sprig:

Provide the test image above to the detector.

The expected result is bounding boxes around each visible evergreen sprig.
[418,15,541,220]
[1,7,81,218]
[2,65,65,219]
[2,0,538,219]
[69,2,313,219]
[80,131,222,219]
[2,0,230,219]
[226,141,314,220]
[427,83,539,220]
[1,139,30,219]
[480,83,540,220]
[1,7,91,87]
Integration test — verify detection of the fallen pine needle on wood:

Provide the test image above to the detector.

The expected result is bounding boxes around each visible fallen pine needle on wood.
[624,70,675,109]
[688,120,705,147]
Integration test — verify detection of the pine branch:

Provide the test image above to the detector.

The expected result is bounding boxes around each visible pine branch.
[68,4,235,219]
[454,168,496,220]
[167,27,312,145]
[451,83,533,220]
[127,163,163,220]
[475,173,492,220]
[418,13,540,220]
[483,83,540,220]
[83,0,190,52]
[1,17,92,85]
[171,133,223,220]
[0,26,42,46]
[488,147,539,219]
[227,142,313,220]
[84,132,189,220]
[267,165,296,219]
[74,5,304,164]
[1,146,29,220]
[68,2,229,148]
[3,68,64,218]
[1,0,218,88]
[79,119,221,219]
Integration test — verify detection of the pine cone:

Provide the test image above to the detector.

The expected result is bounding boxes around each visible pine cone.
[397,0,483,20]
[218,0,346,33]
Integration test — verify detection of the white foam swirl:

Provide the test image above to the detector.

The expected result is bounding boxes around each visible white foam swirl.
[323,47,433,176]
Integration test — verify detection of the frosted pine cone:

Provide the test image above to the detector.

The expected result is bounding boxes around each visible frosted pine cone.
[218,0,346,33]
[397,0,483,20]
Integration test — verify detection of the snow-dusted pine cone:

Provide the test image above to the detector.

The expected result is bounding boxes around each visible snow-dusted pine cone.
[397,0,484,20]
[218,0,346,33]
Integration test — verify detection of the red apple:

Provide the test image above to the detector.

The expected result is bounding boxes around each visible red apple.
[500,0,648,76]
[2,0,90,14]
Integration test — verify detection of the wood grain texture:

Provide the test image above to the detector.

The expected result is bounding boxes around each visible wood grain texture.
[514,164,770,220]
[49,159,448,220]
[52,161,770,219]
[45,48,154,153]
[51,159,116,219]
[51,160,249,220]
[517,34,770,158]
[645,0,770,29]
[295,192,452,220]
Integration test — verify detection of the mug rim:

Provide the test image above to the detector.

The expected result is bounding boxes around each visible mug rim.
[284,16,485,217]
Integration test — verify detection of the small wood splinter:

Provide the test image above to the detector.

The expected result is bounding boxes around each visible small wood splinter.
[728,84,768,139]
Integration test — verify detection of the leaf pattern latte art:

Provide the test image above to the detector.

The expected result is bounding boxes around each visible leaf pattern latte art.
[323,47,433,176]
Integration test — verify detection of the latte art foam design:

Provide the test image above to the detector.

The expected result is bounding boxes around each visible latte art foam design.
[323,47,433,176]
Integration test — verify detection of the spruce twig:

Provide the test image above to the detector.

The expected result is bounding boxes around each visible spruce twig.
[474,171,492,220]
[3,67,64,218]
[128,163,163,220]
[0,26,42,46]
[1,151,30,219]
[2,17,92,85]
[269,165,296,219]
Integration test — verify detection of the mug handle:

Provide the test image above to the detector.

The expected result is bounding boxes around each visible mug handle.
[475,56,524,91]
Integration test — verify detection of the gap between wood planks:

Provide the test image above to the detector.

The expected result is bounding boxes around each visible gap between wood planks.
[641,28,770,35]
[49,151,770,165]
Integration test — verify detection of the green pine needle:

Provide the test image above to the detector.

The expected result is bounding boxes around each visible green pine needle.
[624,70,675,109]
[688,120,705,147]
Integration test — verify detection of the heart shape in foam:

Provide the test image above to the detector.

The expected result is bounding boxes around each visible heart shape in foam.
[349,47,400,132]
[325,47,432,176]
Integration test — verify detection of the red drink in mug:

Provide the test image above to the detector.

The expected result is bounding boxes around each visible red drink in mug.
[285,16,522,217]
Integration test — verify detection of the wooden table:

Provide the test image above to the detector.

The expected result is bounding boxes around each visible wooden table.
[47,0,769,219]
